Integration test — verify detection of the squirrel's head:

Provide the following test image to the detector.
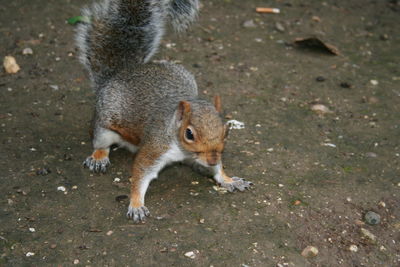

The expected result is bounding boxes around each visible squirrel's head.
[177,97,227,167]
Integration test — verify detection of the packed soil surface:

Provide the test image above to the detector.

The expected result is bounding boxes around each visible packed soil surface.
[1,0,399,266]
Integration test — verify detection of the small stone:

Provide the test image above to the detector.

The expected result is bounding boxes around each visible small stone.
[3,56,20,74]
[361,228,377,243]
[349,244,358,252]
[106,230,113,236]
[26,252,35,257]
[22,48,33,55]
[380,34,389,41]
[293,200,301,205]
[370,80,378,85]
[72,185,78,190]
[29,227,35,232]
[378,201,386,208]
[50,244,57,249]
[50,85,59,91]
[184,250,199,259]
[113,177,121,183]
[242,20,256,28]
[301,246,318,258]
[311,104,332,114]
[312,16,321,22]
[275,22,285,32]
[316,76,325,82]
[199,218,205,224]
[364,211,380,225]
[57,186,66,192]
[365,152,377,158]
[354,219,365,226]
[73,259,79,265]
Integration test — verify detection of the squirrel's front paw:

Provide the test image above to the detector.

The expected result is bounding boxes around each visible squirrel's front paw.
[220,177,253,192]
[127,205,150,223]
[83,155,110,173]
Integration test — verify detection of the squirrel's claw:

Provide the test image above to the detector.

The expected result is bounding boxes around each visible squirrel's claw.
[220,177,253,192]
[83,156,110,173]
[127,206,150,223]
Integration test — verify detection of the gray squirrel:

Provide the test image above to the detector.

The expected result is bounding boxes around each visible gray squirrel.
[76,0,252,222]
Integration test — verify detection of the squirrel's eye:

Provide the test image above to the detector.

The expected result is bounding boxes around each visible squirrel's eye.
[185,128,194,141]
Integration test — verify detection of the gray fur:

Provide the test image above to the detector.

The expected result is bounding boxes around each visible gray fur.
[75,0,199,87]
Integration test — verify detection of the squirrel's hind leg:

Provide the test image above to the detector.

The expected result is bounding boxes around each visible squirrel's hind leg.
[83,127,121,173]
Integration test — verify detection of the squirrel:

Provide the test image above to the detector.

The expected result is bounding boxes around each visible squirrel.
[76,0,252,222]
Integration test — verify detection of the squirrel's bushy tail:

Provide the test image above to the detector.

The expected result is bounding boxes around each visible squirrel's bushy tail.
[76,0,199,86]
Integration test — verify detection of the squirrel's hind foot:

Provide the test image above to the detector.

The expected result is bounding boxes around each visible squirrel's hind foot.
[127,206,150,223]
[220,177,253,192]
[83,149,111,173]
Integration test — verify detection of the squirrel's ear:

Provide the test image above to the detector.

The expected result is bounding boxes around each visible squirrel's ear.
[213,95,222,113]
[178,100,191,121]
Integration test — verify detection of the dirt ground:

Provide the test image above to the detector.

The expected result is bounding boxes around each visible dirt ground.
[1,0,399,266]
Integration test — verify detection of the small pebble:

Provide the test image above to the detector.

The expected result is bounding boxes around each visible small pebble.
[3,56,20,74]
[29,227,35,232]
[57,186,66,192]
[26,252,35,257]
[293,200,301,205]
[50,85,59,91]
[370,80,378,85]
[316,76,325,82]
[380,34,389,41]
[301,246,318,258]
[365,152,377,158]
[199,218,205,224]
[22,48,33,55]
[184,250,198,259]
[311,104,332,114]
[73,259,79,265]
[275,22,285,32]
[349,244,358,252]
[106,230,113,236]
[361,228,376,243]
[242,20,256,28]
[364,211,380,225]
[50,244,57,249]
[113,177,121,182]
